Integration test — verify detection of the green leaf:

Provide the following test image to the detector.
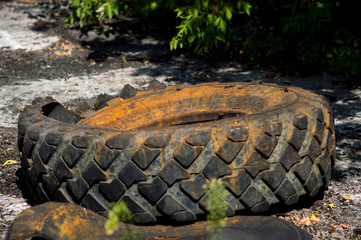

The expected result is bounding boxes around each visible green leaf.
[202,0,209,8]
[225,8,232,20]
[112,2,119,15]
[207,13,216,25]
[219,19,227,34]
[243,1,252,16]
[105,4,112,19]
[214,17,221,27]
[150,2,158,10]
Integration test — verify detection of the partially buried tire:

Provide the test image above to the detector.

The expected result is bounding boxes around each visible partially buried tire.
[18,82,336,223]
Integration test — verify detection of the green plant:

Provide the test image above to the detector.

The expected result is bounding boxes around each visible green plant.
[170,0,252,54]
[105,201,140,240]
[203,178,228,240]
[64,0,361,77]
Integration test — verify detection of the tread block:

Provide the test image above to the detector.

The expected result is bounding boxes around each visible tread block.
[313,108,324,122]
[82,161,107,186]
[67,176,89,200]
[81,192,107,212]
[132,212,156,224]
[264,122,282,136]
[312,120,325,143]
[71,135,92,149]
[279,144,301,170]
[54,188,73,203]
[23,137,35,158]
[99,178,126,202]
[121,195,147,214]
[35,183,50,202]
[186,132,210,146]
[240,185,266,208]
[105,134,130,149]
[252,201,270,213]
[287,127,306,152]
[159,160,188,186]
[54,159,73,183]
[144,135,168,148]
[256,134,278,158]
[95,145,120,169]
[223,170,252,196]
[26,166,38,187]
[173,143,203,168]
[138,177,168,205]
[132,146,160,170]
[180,175,207,201]
[244,152,270,178]
[216,139,243,163]
[32,153,48,175]
[157,194,196,221]
[305,172,322,197]
[293,114,308,130]
[292,156,313,183]
[199,192,235,217]
[62,144,85,168]
[228,127,249,142]
[21,153,31,168]
[27,126,43,141]
[275,179,298,205]
[118,162,147,187]
[304,138,322,161]
[316,149,330,176]
[121,195,156,223]
[45,132,63,146]
[321,129,332,149]
[203,157,231,179]
[325,112,334,133]
[38,141,56,164]
[172,211,197,222]
[259,163,286,190]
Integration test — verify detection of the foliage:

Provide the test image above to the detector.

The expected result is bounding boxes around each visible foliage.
[105,201,140,240]
[65,0,361,77]
[203,179,228,240]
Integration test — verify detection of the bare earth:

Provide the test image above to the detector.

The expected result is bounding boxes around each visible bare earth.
[0,1,360,239]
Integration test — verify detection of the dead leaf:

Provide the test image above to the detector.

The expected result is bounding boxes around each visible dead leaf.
[299,217,312,226]
[329,223,337,230]
[339,224,351,229]
[54,51,71,56]
[312,211,319,216]
[342,196,354,201]
[6,147,14,151]
[2,160,18,166]
[327,203,335,208]
[308,214,320,223]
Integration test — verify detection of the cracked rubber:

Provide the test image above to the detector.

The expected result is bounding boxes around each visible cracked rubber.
[18,82,336,223]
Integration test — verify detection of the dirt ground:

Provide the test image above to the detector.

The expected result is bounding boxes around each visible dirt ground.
[0,1,360,239]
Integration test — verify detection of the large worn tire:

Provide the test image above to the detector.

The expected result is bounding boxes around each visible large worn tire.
[18,82,336,223]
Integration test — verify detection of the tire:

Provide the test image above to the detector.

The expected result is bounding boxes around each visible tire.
[18,82,336,223]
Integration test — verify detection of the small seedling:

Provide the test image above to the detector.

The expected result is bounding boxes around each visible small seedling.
[105,201,140,240]
[203,178,228,240]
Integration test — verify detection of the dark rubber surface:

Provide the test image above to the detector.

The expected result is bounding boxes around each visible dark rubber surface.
[7,202,312,240]
[18,82,336,223]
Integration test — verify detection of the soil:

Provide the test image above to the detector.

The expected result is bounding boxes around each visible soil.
[0,1,360,239]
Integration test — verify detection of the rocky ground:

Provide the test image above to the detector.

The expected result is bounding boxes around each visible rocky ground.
[0,1,360,239]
